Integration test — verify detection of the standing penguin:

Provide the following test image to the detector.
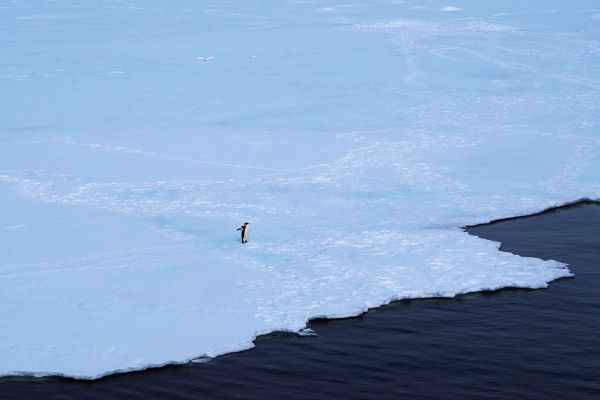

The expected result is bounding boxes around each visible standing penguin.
[237,222,249,243]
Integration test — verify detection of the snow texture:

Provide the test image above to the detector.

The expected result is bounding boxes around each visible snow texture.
[1,0,599,379]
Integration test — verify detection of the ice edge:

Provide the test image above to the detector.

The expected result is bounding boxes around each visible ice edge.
[4,199,592,381]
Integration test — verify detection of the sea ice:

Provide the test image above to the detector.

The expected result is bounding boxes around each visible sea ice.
[0,0,598,379]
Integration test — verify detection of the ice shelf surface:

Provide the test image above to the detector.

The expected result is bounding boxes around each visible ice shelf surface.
[1,0,599,379]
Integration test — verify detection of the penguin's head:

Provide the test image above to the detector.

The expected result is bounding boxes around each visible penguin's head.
[244,222,249,225]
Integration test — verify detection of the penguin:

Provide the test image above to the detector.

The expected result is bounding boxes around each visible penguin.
[236,222,249,244]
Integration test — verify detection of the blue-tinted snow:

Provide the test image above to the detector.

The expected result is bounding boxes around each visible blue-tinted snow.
[1,0,599,378]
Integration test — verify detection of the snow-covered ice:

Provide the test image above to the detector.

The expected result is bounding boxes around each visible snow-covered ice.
[1,0,599,379]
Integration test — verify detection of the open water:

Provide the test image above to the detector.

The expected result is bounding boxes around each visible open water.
[2,202,599,399]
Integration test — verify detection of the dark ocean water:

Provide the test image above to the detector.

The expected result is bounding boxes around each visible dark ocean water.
[2,202,600,400]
